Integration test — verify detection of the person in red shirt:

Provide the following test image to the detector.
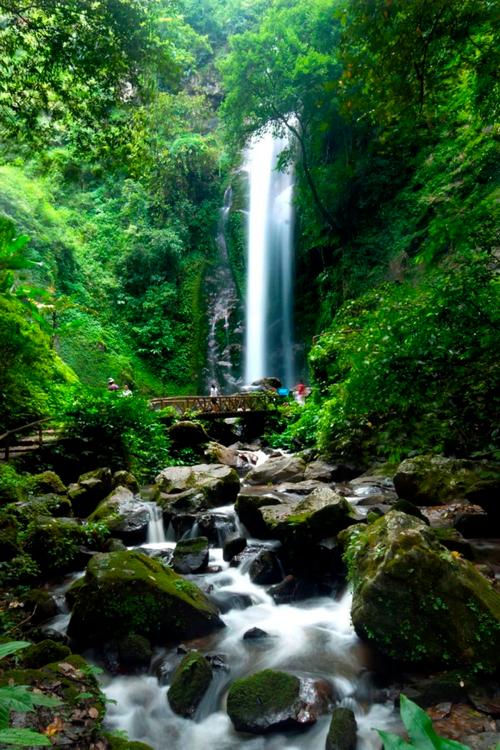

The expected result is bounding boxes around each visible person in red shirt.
[107,378,119,391]
[295,381,306,405]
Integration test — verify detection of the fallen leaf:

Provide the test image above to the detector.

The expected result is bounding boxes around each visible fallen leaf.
[44,715,65,736]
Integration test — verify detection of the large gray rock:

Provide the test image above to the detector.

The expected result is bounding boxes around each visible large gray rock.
[89,486,149,545]
[226,669,332,733]
[345,511,500,669]
[172,537,209,574]
[154,464,240,507]
[68,467,113,517]
[67,550,224,646]
[245,455,306,486]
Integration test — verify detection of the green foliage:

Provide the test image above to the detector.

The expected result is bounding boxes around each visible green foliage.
[62,388,171,480]
[378,694,470,750]
[0,641,61,746]
[0,465,28,505]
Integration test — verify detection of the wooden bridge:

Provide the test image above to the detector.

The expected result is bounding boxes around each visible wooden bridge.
[150,392,278,418]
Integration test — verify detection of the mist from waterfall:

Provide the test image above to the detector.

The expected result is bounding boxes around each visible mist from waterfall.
[244,130,295,388]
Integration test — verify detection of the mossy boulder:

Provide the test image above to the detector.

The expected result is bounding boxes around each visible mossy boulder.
[24,516,87,577]
[244,455,306,486]
[22,588,58,623]
[226,669,331,733]
[393,455,500,509]
[168,420,209,448]
[116,633,152,672]
[154,464,240,507]
[234,488,282,537]
[345,511,500,669]
[167,650,213,717]
[103,734,154,750]
[28,470,67,495]
[20,639,71,668]
[89,486,149,545]
[69,466,113,517]
[112,470,139,493]
[172,536,209,574]
[325,706,357,750]
[0,654,105,746]
[67,550,224,646]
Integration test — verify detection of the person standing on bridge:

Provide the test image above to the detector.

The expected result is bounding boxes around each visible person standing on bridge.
[210,382,220,410]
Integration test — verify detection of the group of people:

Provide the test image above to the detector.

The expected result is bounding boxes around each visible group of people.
[107,378,132,396]
[209,381,309,405]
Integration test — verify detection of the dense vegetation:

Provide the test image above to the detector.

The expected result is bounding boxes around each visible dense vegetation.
[0,0,498,468]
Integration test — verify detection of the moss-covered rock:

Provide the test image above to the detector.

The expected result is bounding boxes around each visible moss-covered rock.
[167,650,213,717]
[234,488,282,537]
[116,633,152,672]
[226,669,330,734]
[67,550,224,646]
[20,639,71,668]
[24,516,87,576]
[28,470,67,495]
[112,470,139,493]
[103,734,154,750]
[22,588,58,623]
[168,421,209,448]
[172,536,209,574]
[244,455,306,486]
[89,486,149,545]
[345,511,500,669]
[69,466,113,517]
[393,455,500,509]
[154,464,240,507]
[325,706,357,750]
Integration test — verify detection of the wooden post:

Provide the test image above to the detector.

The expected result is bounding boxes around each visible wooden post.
[38,424,43,449]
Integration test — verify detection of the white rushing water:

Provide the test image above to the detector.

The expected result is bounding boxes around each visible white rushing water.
[101,505,396,749]
[244,130,295,387]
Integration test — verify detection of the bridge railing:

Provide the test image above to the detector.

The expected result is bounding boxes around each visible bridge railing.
[150,392,278,416]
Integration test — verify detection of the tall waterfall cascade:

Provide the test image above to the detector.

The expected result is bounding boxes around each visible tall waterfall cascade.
[204,187,242,393]
[244,130,295,387]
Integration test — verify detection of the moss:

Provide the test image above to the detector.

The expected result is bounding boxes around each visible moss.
[22,588,58,623]
[174,537,209,555]
[0,464,28,504]
[24,517,86,576]
[21,639,71,668]
[326,707,357,750]
[227,669,300,731]
[28,471,67,495]
[167,651,212,717]
[103,733,154,750]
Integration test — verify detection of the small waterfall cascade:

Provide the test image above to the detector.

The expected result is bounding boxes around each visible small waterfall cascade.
[204,187,242,393]
[244,129,295,387]
[145,502,166,545]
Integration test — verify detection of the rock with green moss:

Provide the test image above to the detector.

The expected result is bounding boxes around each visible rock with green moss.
[154,464,240,508]
[167,650,213,717]
[89,486,149,545]
[168,421,209,448]
[24,516,87,576]
[226,669,331,733]
[244,455,306,486]
[112,470,139,493]
[67,550,224,646]
[172,536,209,574]
[235,488,284,537]
[345,511,500,669]
[69,466,113,517]
[393,455,500,510]
[28,471,67,495]
[103,734,154,750]
[325,706,357,750]
[0,654,105,746]
[20,639,71,668]
[22,588,58,623]
[116,633,152,672]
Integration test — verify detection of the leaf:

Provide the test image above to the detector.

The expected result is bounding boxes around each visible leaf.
[0,685,36,712]
[0,727,51,745]
[30,691,62,707]
[400,696,470,750]
[0,641,31,661]
[377,730,415,750]
[44,715,64,736]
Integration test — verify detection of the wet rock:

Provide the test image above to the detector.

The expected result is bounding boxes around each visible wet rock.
[103,537,127,552]
[209,590,253,613]
[167,650,213,718]
[205,441,240,467]
[67,550,224,646]
[345,511,500,669]
[89,486,149,545]
[267,575,328,604]
[245,454,306,486]
[223,535,247,562]
[158,489,206,516]
[235,487,283,537]
[154,464,240,507]
[402,671,469,708]
[112,470,139,493]
[22,588,58,623]
[68,466,113,517]
[304,460,339,483]
[116,634,152,672]
[226,669,332,733]
[325,706,357,750]
[172,536,209,574]
[195,512,236,546]
[243,627,269,640]
[206,653,228,671]
[249,549,283,585]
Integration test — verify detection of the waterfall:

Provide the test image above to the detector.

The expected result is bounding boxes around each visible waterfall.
[244,130,295,387]
[204,187,242,394]
[145,502,166,545]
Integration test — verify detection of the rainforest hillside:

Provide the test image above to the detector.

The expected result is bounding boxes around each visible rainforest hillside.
[0,0,498,467]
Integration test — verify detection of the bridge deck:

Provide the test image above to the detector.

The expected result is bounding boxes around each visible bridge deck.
[150,393,277,418]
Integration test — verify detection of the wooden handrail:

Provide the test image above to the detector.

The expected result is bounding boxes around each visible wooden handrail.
[0,417,54,461]
[150,393,278,417]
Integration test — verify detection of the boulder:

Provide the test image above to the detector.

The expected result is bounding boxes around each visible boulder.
[172,536,209,574]
[209,590,253,614]
[244,455,306,486]
[223,536,247,562]
[205,441,241,468]
[69,467,113,517]
[20,640,71,669]
[29,471,67,495]
[243,627,269,640]
[112,470,139,493]
[116,634,152,672]
[325,707,357,750]
[104,735,153,750]
[167,650,212,717]
[249,549,283,585]
[393,455,500,508]
[154,464,240,507]
[304,460,338,483]
[24,516,88,577]
[67,550,224,646]
[345,511,500,669]
[168,420,209,448]
[235,488,283,537]
[157,489,206,516]
[22,588,58,623]
[89,486,149,545]
[226,669,331,733]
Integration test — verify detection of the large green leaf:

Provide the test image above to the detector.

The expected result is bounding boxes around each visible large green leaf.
[0,727,51,745]
[0,642,30,661]
[377,730,414,750]
[400,696,470,750]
